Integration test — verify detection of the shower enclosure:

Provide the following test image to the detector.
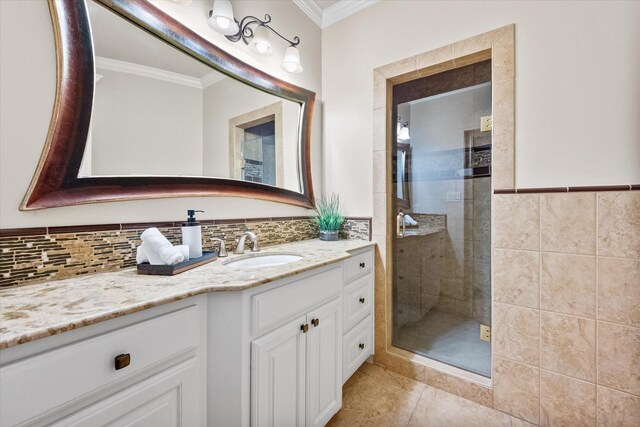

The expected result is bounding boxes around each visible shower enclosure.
[391,60,492,377]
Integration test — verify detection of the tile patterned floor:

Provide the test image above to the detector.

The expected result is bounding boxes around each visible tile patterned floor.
[328,363,533,427]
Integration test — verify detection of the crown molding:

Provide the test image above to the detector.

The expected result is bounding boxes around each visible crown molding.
[292,0,323,27]
[200,71,227,88]
[322,0,378,28]
[293,0,378,28]
[95,56,203,88]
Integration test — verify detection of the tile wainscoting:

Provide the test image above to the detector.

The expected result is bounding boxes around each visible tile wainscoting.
[491,189,639,426]
[0,217,371,288]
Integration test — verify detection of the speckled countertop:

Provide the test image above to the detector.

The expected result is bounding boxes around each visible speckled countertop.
[0,239,375,350]
[401,226,445,237]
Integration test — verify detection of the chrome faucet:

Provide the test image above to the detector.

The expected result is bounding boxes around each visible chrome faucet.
[397,211,406,238]
[234,231,260,254]
[211,238,228,257]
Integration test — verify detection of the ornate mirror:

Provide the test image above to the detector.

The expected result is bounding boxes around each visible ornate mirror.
[21,0,315,210]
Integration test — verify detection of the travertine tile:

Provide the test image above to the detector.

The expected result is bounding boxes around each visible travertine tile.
[375,56,417,79]
[492,78,515,137]
[493,303,539,366]
[597,385,640,427]
[492,128,515,189]
[541,253,596,318]
[540,311,596,382]
[422,365,493,408]
[598,257,640,327]
[597,191,640,258]
[494,194,540,250]
[492,31,515,81]
[372,193,386,236]
[358,362,425,396]
[372,150,387,194]
[373,72,387,110]
[408,386,514,427]
[415,45,455,78]
[327,370,420,426]
[493,357,540,424]
[372,108,387,151]
[494,249,539,308]
[540,370,596,427]
[598,322,640,396]
[541,192,596,255]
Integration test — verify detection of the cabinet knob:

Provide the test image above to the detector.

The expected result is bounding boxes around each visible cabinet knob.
[359,262,366,268]
[359,297,365,304]
[301,323,309,333]
[114,353,131,370]
[359,343,365,350]
[311,318,320,327]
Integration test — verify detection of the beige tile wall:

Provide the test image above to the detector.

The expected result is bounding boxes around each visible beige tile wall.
[492,191,640,426]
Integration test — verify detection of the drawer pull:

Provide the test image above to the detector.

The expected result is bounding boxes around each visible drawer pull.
[311,318,320,327]
[359,297,365,304]
[359,343,365,350]
[114,353,131,371]
[301,323,309,333]
[359,262,366,268]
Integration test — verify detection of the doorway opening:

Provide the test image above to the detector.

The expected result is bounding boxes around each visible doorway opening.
[391,60,493,377]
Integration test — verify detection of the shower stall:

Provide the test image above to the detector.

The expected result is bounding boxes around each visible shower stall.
[391,60,493,377]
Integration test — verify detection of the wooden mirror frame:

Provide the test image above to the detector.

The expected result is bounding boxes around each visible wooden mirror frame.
[21,0,315,210]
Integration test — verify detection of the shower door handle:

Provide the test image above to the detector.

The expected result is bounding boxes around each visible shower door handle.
[396,212,405,237]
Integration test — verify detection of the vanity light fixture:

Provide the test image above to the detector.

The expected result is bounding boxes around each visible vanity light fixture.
[208,0,303,73]
[397,117,411,141]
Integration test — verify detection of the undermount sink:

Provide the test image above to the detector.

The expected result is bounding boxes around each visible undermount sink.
[223,253,304,269]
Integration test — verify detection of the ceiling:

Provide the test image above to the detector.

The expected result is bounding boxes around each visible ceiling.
[292,0,379,28]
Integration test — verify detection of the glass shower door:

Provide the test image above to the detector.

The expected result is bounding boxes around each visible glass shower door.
[392,75,493,378]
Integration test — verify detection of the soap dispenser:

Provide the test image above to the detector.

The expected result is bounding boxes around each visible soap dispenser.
[182,209,204,258]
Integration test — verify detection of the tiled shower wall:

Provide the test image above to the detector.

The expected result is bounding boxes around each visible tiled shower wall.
[0,217,370,288]
[491,191,639,425]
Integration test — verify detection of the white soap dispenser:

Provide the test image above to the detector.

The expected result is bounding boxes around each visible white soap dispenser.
[182,209,203,259]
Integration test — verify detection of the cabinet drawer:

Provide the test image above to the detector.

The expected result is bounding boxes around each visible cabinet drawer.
[252,266,342,336]
[343,274,373,333]
[342,315,373,384]
[0,305,199,426]
[343,249,373,284]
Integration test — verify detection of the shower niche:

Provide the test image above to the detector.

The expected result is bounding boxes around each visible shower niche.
[392,60,493,378]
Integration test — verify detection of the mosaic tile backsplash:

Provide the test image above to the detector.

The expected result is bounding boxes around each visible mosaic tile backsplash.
[0,217,370,288]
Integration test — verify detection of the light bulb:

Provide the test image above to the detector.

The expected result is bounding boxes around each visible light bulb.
[283,62,297,73]
[216,16,230,29]
[256,42,269,54]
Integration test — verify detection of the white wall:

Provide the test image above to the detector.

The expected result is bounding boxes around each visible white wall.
[322,0,640,216]
[91,69,204,176]
[0,0,322,228]
[202,78,301,191]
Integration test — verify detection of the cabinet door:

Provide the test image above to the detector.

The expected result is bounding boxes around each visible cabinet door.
[53,358,202,427]
[306,298,342,427]
[251,315,307,427]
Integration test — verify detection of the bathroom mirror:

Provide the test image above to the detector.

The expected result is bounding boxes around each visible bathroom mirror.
[21,0,315,210]
[396,143,411,209]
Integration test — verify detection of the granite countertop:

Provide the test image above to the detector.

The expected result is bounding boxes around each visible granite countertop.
[0,239,375,350]
[401,226,446,237]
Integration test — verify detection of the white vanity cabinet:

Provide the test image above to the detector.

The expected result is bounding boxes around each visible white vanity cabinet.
[0,296,207,427]
[341,248,375,383]
[209,263,345,427]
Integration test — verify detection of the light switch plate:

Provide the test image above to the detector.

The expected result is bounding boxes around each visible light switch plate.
[480,324,491,342]
[481,115,492,132]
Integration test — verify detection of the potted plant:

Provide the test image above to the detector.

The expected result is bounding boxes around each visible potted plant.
[314,193,345,241]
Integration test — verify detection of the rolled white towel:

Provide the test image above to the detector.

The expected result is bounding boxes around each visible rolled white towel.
[404,214,418,226]
[140,227,184,266]
[136,242,165,265]
[175,245,190,261]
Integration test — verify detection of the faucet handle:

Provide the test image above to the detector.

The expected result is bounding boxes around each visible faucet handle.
[211,238,228,257]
